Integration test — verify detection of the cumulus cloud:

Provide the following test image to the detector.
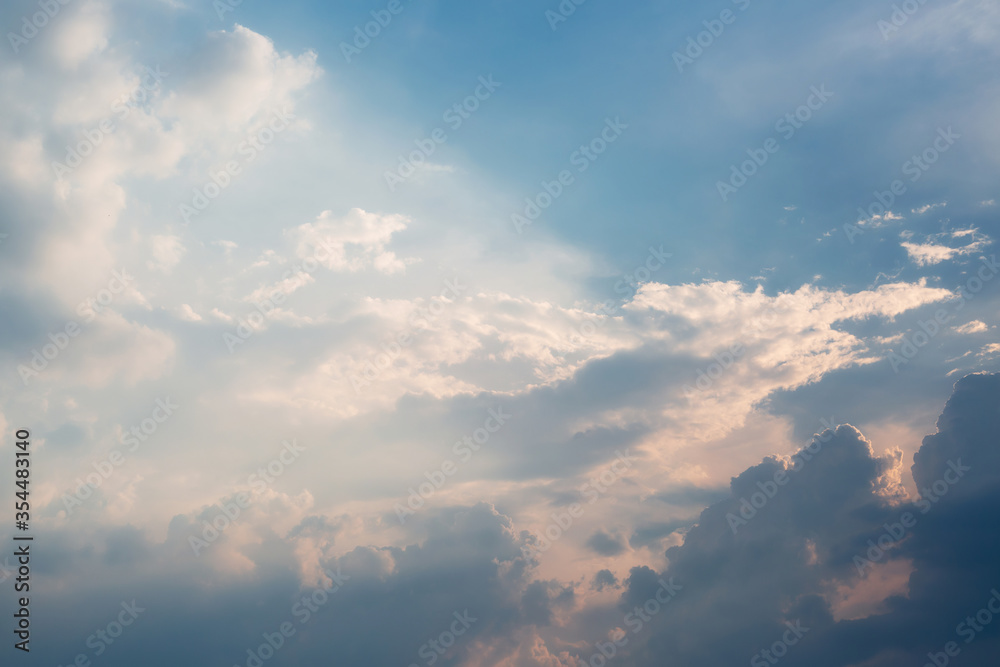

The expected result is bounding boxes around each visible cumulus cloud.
[579,373,1000,666]
[10,372,999,666]
[288,208,410,275]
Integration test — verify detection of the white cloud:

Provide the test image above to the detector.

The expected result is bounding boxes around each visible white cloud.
[859,210,903,227]
[289,208,411,275]
[955,320,988,334]
[177,304,202,321]
[148,235,186,273]
[911,201,946,215]
[901,238,988,266]
[49,1,110,69]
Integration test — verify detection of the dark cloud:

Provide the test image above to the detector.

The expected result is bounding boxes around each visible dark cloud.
[592,569,620,592]
[606,372,1000,666]
[586,529,628,557]
[20,502,553,666]
[628,520,692,550]
[14,375,1000,666]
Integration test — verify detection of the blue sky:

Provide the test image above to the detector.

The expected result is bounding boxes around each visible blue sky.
[0,0,999,665]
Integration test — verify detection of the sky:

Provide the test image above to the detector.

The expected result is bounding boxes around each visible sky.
[0,0,998,665]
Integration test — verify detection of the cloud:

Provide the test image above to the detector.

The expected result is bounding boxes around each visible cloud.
[898,226,992,266]
[592,569,620,591]
[177,304,202,322]
[901,239,990,266]
[19,502,554,666]
[955,320,988,334]
[911,202,947,215]
[148,235,185,273]
[591,373,1000,666]
[585,530,628,557]
[158,25,321,139]
[288,208,410,275]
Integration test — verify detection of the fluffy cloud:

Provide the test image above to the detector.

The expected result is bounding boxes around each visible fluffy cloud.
[288,208,410,275]
[584,373,1000,667]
